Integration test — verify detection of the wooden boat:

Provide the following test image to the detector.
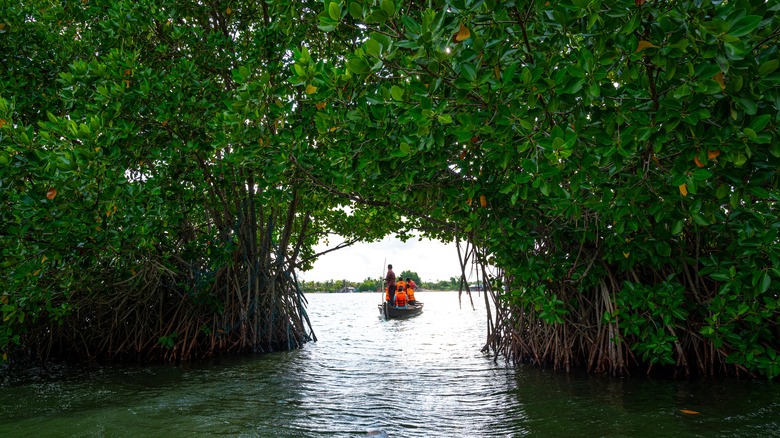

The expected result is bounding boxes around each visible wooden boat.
[378,301,424,319]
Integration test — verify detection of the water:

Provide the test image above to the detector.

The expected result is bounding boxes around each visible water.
[2,291,779,437]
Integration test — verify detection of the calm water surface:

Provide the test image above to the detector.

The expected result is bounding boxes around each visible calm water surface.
[2,291,779,437]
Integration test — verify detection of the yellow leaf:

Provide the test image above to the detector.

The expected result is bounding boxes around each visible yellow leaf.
[467,197,472,206]
[694,156,704,168]
[329,126,338,132]
[494,65,501,80]
[713,72,725,90]
[0,118,6,129]
[33,269,41,276]
[679,184,688,196]
[46,188,57,200]
[226,7,232,15]
[41,256,47,264]
[305,84,317,94]
[0,24,6,31]
[480,194,487,207]
[635,40,657,52]
[455,24,471,42]
[708,149,721,159]
[681,409,700,415]
[1,295,8,305]
[623,252,630,258]
[315,102,327,110]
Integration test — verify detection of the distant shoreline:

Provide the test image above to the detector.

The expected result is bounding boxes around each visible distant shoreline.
[305,289,459,294]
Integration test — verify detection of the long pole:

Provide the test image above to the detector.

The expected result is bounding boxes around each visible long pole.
[381,258,387,318]
[380,258,386,302]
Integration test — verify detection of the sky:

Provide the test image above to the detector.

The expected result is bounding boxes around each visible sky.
[299,234,466,283]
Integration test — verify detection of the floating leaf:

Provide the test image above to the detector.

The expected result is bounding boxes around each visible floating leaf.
[635,40,657,52]
[679,184,688,196]
[305,84,317,94]
[455,24,471,42]
[46,188,57,200]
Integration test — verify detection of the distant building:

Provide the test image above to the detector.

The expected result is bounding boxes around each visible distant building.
[469,283,484,292]
[338,286,356,293]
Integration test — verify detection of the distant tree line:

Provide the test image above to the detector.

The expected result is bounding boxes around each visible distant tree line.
[301,271,466,293]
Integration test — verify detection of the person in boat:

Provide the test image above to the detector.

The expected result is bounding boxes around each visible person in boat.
[405,277,417,304]
[394,284,408,307]
[384,264,396,305]
[396,277,406,296]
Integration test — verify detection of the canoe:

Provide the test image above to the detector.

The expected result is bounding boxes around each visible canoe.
[378,301,424,319]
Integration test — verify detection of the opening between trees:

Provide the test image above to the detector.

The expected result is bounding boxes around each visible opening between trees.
[2,0,779,378]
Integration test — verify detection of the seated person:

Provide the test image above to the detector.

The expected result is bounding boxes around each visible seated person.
[394,286,408,307]
[406,278,416,304]
[396,278,406,294]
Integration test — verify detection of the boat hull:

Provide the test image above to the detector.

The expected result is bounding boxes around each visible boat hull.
[378,302,424,319]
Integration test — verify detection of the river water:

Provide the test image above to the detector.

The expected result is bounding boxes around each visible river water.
[2,291,779,437]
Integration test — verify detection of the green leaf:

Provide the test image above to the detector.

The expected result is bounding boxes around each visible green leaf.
[347,57,369,75]
[692,213,710,226]
[365,39,381,58]
[381,0,395,17]
[437,114,452,124]
[749,114,771,132]
[728,15,761,38]
[759,272,771,294]
[759,60,779,76]
[349,2,363,19]
[328,2,342,21]
[693,169,713,181]
[390,85,404,101]
[461,64,477,82]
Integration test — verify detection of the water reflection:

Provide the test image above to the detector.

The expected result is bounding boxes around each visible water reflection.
[1,292,779,437]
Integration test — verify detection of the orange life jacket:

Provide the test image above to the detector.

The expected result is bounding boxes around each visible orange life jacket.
[385,288,389,301]
[407,286,415,301]
[395,289,407,307]
[396,280,406,291]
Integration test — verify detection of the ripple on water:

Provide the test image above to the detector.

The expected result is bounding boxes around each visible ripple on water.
[2,292,780,437]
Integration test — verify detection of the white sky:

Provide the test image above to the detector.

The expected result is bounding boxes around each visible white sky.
[299,234,468,283]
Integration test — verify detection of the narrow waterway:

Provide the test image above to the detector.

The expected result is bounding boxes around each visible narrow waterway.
[2,291,778,437]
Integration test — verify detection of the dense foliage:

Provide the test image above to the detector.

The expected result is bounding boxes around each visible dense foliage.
[2,0,779,378]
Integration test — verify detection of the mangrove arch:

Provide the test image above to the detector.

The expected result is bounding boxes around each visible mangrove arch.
[2,0,779,378]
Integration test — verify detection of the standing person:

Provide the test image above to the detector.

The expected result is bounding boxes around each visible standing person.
[385,264,396,306]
